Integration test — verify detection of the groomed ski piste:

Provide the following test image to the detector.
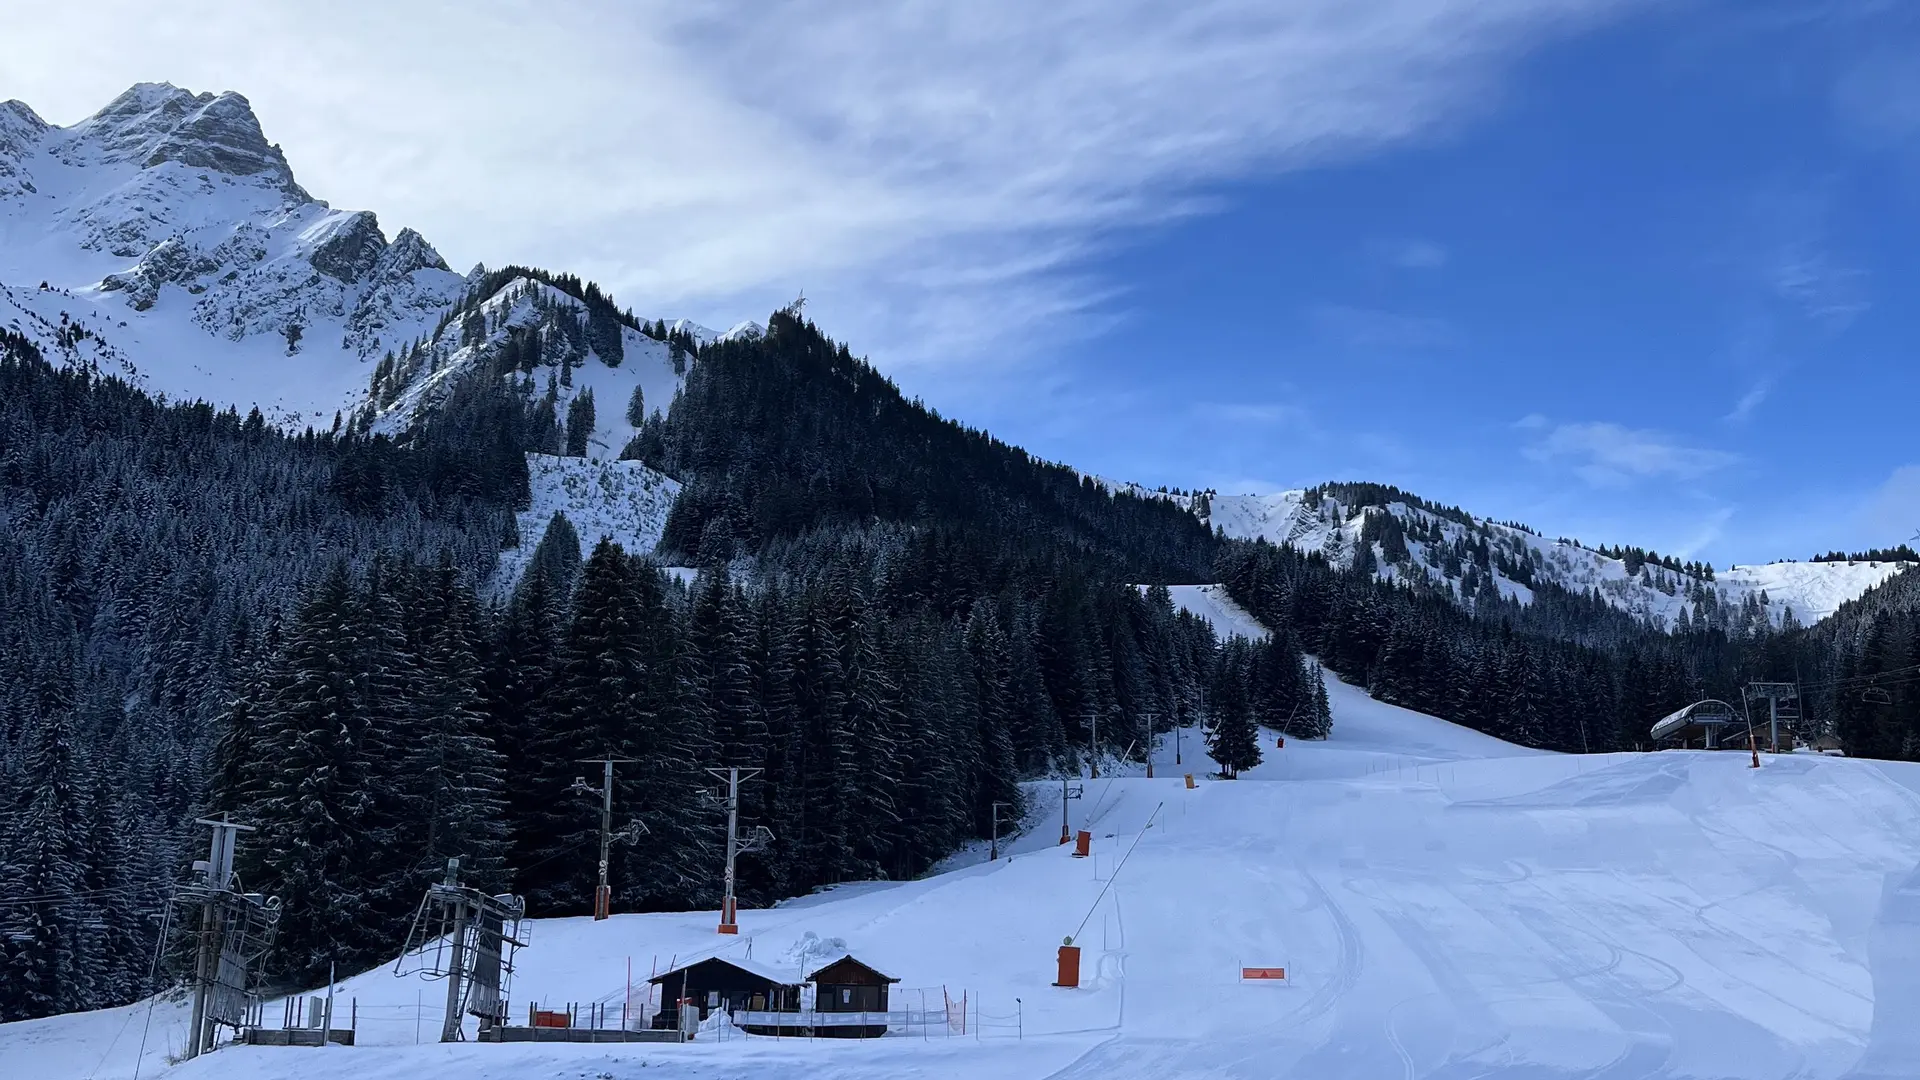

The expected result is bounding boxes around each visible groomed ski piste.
[12,668,1920,1079]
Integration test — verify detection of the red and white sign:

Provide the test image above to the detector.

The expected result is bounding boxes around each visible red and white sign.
[1240,966,1287,981]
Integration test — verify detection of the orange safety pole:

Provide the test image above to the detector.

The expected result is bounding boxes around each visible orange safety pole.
[1054,942,1081,988]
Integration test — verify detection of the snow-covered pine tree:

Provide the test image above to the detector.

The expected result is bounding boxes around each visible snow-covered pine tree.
[564,387,595,457]
[1301,660,1333,739]
[0,707,96,1019]
[626,383,646,428]
[789,588,852,885]
[492,560,566,879]
[1206,637,1262,778]
[526,511,584,604]
[520,539,650,911]
[964,602,1022,834]
[235,565,386,984]
[892,614,971,870]
[403,564,510,890]
[831,579,905,880]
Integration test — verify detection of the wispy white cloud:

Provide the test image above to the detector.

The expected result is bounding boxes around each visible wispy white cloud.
[1310,303,1456,351]
[1196,401,1311,427]
[1739,186,1869,331]
[1831,32,1920,150]
[1671,506,1736,559]
[1,0,1638,375]
[1524,421,1738,487]
[1861,464,1920,538]
[1769,241,1869,329]
[1366,237,1450,269]
[1723,376,1774,423]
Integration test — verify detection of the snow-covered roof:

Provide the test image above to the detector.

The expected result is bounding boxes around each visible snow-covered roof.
[649,954,802,986]
[804,953,900,983]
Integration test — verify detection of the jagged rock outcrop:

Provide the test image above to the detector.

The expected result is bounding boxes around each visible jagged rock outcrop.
[309,211,388,283]
[98,237,221,310]
[56,83,305,195]
[0,99,48,199]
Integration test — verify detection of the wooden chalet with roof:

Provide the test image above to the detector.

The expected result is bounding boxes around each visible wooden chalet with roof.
[647,951,903,1038]
[804,954,901,1038]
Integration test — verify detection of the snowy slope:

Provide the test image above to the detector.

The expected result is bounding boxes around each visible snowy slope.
[1144,583,1271,642]
[1195,487,1909,631]
[494,453,682,595]
[365,277,689,456]
[1100,476,1902,630]
[1718,560,1905,624]
[16,668,1920,1080]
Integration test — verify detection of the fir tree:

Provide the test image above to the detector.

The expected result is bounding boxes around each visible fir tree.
[564,388,596,457]
[1206,638,1263,778]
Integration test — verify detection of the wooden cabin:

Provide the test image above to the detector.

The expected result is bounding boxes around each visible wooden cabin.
[804,955,901,1038]
[647,957,801,1031]
[647,952,904,1038]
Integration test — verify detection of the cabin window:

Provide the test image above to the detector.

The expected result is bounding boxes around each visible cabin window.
[841,988,852,1005]
[707,991,719,1007]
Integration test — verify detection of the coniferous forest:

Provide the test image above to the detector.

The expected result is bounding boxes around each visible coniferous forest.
[3,306,1919,1024]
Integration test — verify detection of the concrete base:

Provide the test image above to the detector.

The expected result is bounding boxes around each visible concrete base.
[240,1028,355,1047]
[483,1026,685,1043]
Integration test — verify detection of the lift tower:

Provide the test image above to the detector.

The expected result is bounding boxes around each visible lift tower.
[172,817,280,1060]
[706,766,772,934]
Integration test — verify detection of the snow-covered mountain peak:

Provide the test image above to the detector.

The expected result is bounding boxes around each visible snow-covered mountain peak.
[382,226,450,278]
[666,316,765,348]
[55,83,304,197]
[0,84,481,423]
[0,84,735,434]
[0,98,47,136]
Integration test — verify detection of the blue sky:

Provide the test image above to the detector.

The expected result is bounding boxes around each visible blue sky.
[968,1,1920,567]
[8,0,1920,566]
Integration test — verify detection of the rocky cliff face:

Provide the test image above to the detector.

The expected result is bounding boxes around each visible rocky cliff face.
[55,83,307,195]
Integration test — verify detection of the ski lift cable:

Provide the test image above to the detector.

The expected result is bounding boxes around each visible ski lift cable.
[1799,663,1920,692]
[1072,802,1163,944]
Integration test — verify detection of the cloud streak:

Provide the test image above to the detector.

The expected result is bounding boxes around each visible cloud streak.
[1861,464,1920,537]
[1525,420,1738,486]
[3,0,1636,375]
[1723,376,1774,423]
[1311,303,1456,351]
[1369,237,1450,269]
